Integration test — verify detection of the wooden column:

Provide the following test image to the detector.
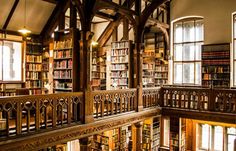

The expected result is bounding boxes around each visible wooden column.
[80,137,91,151]
[134,122,143,151]
[134,0,144,111]
[70,1,77,28]
[58,11,65,30]
[123,17,129,40]
[112,26,118,41]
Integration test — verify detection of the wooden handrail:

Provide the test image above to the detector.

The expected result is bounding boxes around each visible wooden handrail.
[0,92,83,139]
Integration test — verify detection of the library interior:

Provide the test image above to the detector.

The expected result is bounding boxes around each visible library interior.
[0,0,235,150]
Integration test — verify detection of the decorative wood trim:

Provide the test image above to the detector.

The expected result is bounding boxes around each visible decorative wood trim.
[0,108,160,151]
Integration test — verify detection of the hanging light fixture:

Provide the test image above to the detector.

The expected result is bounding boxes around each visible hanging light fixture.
[18,0,31,35]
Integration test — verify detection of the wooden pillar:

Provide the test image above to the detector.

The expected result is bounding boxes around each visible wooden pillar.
[134,122,143,151]
[70,1,77,28]
[123,17,129,40]
[80,137,91,151]
[112,26,118,41]
[58,11,65,30]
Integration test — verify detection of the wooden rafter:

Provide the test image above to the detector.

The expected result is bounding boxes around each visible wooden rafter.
[96,12,117,21]
[97,0,135,46]
[42,0,57,4]
[40,0,70,38]
[96,0,137,17]
[140,0,169,30]
[2,0,19,30]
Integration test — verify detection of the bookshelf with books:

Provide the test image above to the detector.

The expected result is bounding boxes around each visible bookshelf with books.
[91,45,100,91]
[112,126,131,151]
[152,117,160,151]
[202,43,230,88]
[53,28,79,93]
[169,117,179,151]
[25,40,43,95]
[180,118,186,151]
[155,33,168,86]
[91,134,109,151]
[98,47,107,90]
[142,122,151,150]
[42,45,50,93]
[110,41,131,90]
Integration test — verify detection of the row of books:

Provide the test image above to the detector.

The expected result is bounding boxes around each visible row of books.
[92,65,97,72]
[202,66,229,73]
[111,71,128,78]
[155,73,168,78]
[29,89,42,95]
[54,49,72,58]
[143,71,155,76]
[143,78,155,84]
[54,39,72,50]
[91,79,100,86]
[25,81,41,88]
[42,72,49,79]
[26,64,42,71]
[54,81,72,89]
[156,66,168,72]
[53,70,72,79]
[202,51,229,58]
[143,51,155,57]
[155,79,168,85]
[202,81,229,87]
[202,73,229,80]
[111,79,128,85]
[202,60,229,65]
[99,66,106,72]
[54,60,72,69]
[143,64,155,70]
[42,63,49,71]
[111,56,128,63]
[26,44,42,54]
[111,49,129,56]
[111,64,127,70]
[26,71,40,80]
[26,55,42,63]
[111,41,129,49]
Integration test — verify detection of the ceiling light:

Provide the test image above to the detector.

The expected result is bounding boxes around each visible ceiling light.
[91,41,98,46]
[18,0,31,35]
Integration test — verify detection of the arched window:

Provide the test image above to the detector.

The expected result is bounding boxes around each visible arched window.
[173,17,203,85]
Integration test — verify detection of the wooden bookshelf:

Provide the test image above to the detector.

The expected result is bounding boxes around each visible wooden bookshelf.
[91,134,109,151]
[142,123,151,150]
[202,43,230,88]
[180,118,186,151]
[155,33,168,86]
[98,47,107,90]
[152,117,160,151]
[53,28,80,93]
[25,40,43,95]
[110,41,131,90]
[91,45,100,91]
[111,126,131,151]
[170,117,179,151]
[42,45,50,93]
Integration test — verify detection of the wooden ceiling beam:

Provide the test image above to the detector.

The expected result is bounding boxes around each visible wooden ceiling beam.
[96,0,137,17]
[40,0,69,38]
[41,0,57,4]
[96,12,117,21]
[147,18,169,29]
[2,0,19,30]
[97,0,135,46]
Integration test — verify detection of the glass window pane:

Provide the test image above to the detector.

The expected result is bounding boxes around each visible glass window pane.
[195,20,204,41]
[174,22,183,43]
[234,62,236,86]
[183,43,195,61]
[234,40,236,59]
[195,42,202,60]
[2,41,22,81]
[227,127,236,151]
[183,21,195,42]
[195,62,201,85]
[174,44,182,61]
[214,126,223,151]
[174,63,182,84]
[163,118,170,146]
[202,124,210,149]
[183,63,194,83]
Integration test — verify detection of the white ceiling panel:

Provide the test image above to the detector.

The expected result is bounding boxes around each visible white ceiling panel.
[0,0,15,28]
[7,0,55,34]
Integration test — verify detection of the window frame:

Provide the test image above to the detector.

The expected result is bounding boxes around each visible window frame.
[233,14,236,87]
[172,17,203,85]
[0,39,23,82]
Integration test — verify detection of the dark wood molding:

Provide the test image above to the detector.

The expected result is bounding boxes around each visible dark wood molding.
[162,108,236,124]
[2,0,19,30]
[0,108,160,151]
[96,12,116,21]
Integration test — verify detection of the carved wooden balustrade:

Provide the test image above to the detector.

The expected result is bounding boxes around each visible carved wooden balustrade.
[143,87,161,108]
[162,87,211,111]
[91,89,137,118]
[162,86,236,113]
[0,92,83,139]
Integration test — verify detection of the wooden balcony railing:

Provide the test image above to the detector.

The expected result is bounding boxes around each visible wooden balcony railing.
[0,92,83,139]
[143,87,161,108]
[91,89,137,118]
[162,86,236,113]
[0,86,235,140]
